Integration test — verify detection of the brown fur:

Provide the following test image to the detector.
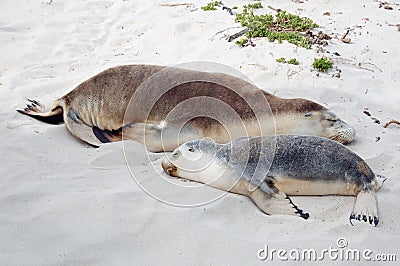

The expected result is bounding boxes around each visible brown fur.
[18,65,343,149]
[357,161,374,178]
[62,65,326,130]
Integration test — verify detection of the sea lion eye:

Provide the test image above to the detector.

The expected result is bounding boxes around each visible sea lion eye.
[327,118,337,122]
[172,151,180,158]
[305,112,312,117]
[188,147,195,152]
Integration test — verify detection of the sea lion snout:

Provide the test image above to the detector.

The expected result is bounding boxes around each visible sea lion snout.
[328,120,356,144]
[162,160,178,176]
[321,111,356,144]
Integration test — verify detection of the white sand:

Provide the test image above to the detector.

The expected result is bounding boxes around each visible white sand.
[1,0,399,264]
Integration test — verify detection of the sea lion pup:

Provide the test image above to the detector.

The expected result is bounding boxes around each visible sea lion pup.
[162,135,385,226]
[17,65,355,151]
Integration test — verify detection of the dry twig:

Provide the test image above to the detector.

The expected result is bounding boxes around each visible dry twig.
[383,119,400,128]
[267,5,281,12]
[228,28,250,42]
[363,108,381,124]
[341,29,351,43]
[160,3,193,7]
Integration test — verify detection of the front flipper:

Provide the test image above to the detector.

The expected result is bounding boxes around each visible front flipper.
[92,127,122,143]
[64,109,102,147]
[123,122,198,152]
[249,181,309,219]
[349,190,379,226]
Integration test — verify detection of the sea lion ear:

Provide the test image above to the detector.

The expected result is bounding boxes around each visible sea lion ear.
[305,112,313,117]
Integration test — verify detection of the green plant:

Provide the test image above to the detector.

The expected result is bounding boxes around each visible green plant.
[276,57,287,63]
[232,6,238,9]
[235,6,319,48]
[287,58,299,65]
[235,38,248,47]
[312,57,333,72]
[244,2,263,9]
[275,11,318,31]
[276,58,300,65]
[201,1,222,11]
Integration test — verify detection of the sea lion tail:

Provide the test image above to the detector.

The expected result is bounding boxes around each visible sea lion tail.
[349,190,379,226]
[370,175,387,191]
[17,98,64,125]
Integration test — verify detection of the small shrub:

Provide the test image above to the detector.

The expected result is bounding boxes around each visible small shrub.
[312,57,333,72]
[201,1,222,11]
[287,58,299,65]
[235,38,248,47]
[276,57,287,63]
[235,7,318,49]
[276,58,300,65]
[244,2,263,9]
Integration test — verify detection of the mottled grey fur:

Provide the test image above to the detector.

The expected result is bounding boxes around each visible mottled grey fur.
[185,135,375,189]
[182,135,383,225]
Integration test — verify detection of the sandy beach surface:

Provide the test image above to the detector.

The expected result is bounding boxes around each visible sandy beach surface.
[1,0,399,265]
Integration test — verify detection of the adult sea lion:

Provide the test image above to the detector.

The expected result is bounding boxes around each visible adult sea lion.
[162,135,385,225]
[18,65,355,151]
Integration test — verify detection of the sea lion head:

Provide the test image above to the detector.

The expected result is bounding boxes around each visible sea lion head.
[303,110,356,144]
[162,138,218,178]
[272,97,356,144]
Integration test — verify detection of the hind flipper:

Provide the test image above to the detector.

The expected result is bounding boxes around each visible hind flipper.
[349,190,379,226]
[17,99,64,125]
[249,181,309,220]
[64,109,102,147]
[21,98,45,113]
